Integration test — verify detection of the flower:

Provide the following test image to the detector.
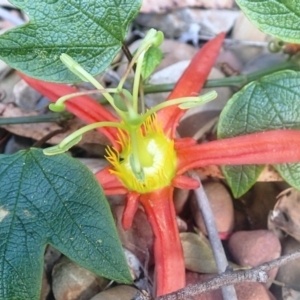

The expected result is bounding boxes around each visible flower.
[20,31,300,297]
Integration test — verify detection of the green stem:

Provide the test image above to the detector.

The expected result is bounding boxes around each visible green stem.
[143,60,300,94]
[139,82,145,114]
[0,113,71,125]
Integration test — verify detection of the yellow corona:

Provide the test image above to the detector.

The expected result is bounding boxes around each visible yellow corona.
[105,115,177,194]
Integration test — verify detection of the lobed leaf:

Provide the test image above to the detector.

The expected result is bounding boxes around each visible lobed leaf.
[0,148,131,300]
[0,0,142,82]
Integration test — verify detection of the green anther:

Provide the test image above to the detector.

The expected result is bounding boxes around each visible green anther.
[152,31,164,48]
[140,91,218,121]
[49,103,66,112]
[140,29,164,49]
[44,135,82,155]
[178,91,218,109]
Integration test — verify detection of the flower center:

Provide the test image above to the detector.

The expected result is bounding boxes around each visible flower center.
[105,115,177,194]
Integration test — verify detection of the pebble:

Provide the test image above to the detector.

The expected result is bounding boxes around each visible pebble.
[276,236,300,291]
[228,230,281,287]
[190,181,234,239]
[40,270,50,300]
[89,285,139,300]
[52,256,108,300]
[13,79,42,110]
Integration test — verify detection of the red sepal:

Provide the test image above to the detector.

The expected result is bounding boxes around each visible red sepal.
[122,192,140,230]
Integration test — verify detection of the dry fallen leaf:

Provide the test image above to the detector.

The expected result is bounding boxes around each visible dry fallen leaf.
[141,0,233,13]
[270,188,300,242]
[180,232,218,273]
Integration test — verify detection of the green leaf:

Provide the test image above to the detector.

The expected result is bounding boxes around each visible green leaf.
[218,70,300,197]
[275,162,300,189]
[236,0,300,43]
[0,0,142,83]
[0,148,131,300]
[141,46,163,80]
[221,165,264,198]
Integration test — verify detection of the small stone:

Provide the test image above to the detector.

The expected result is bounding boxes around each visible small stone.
[228,230,281,287]
[90,285,139,300]
[13,79,41,110]
[52,257,108,300]
[39,270,50,300]
[190,181,234,239]
[276,236,300,291]
[44,245,61,273]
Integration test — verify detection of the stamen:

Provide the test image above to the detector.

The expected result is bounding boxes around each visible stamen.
[44,121,127,155]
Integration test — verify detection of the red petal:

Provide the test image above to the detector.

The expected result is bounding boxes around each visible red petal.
[177,130,300,174]
[174,137,197,150]
[158,33,226,138]
[139,187,185,296]
[95,167,127,195]
[172,175,199,189]
[122,192,140,230]
[19,73,120,147]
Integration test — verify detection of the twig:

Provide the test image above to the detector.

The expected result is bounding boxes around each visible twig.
[197,35,268,48]
[122,43,134,65]
[32,128,67,148]
[0,113,71,125]
[143,60,300,94]
[154,250,300,300]
[190,172,237,300]
[0,7,24,25]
